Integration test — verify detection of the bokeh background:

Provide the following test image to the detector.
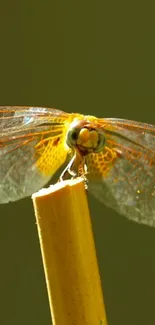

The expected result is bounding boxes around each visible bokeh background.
[0,1,155,324]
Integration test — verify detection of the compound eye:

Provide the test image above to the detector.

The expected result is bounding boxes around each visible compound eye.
[66,127,80,148]
[94,132,106,153]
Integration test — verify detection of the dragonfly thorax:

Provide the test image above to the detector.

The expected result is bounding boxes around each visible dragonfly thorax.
[66,120,106,155]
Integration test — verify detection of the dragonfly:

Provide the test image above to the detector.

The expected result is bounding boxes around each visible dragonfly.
[0,106,155,227]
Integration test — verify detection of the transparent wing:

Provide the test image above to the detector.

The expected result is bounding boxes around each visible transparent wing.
[86,118,155,227]
[0,106,70,203]
[0,106,68,133]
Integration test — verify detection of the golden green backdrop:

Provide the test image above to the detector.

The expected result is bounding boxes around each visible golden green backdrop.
[0,1,155,325]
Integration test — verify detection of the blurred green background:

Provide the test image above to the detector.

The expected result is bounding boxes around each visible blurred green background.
[0,1,155,324]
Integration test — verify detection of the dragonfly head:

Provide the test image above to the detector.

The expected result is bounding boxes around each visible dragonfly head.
[66,119,106,155]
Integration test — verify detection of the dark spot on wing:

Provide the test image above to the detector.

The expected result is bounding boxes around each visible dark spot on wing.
[53,137,60,146]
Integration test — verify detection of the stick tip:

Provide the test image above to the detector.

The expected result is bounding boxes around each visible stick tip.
[32,177,84,199]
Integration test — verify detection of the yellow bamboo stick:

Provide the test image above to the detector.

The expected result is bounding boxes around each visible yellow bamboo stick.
[32,177,108,325]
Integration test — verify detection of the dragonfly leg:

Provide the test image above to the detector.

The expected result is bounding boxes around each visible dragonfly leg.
[59,153,88,190]
[59,155,77,181]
